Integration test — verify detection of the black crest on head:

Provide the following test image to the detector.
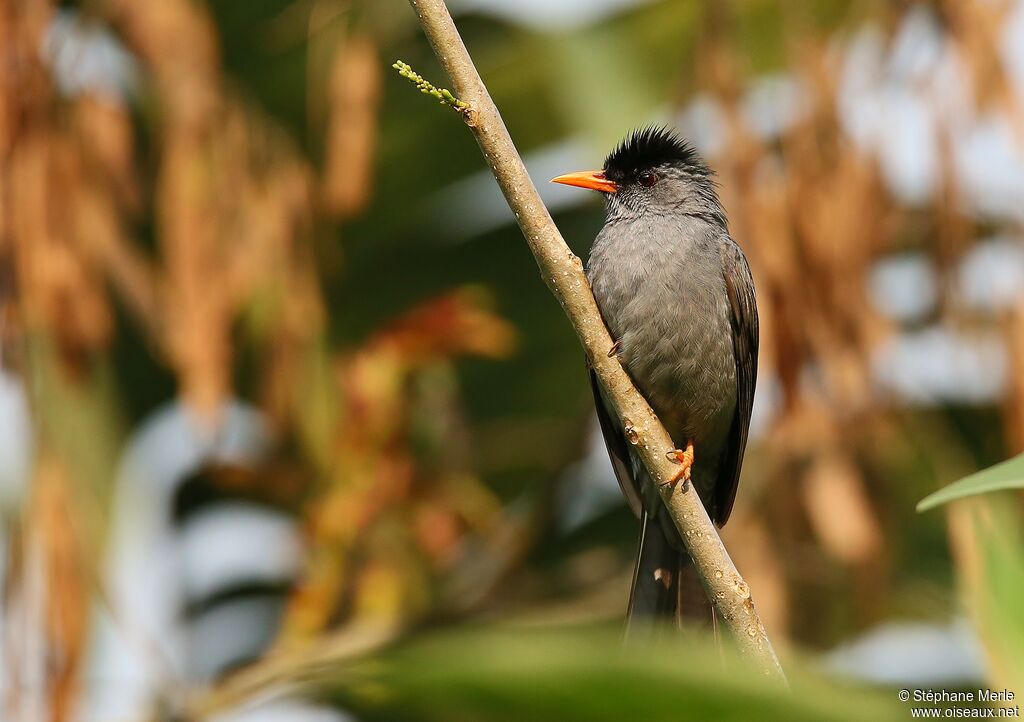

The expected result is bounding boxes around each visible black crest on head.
[603,126,709,183]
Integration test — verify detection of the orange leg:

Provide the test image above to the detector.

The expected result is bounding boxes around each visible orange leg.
[663,440,695,490]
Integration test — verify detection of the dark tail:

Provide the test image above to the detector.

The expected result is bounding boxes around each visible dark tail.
[625,511,714,641]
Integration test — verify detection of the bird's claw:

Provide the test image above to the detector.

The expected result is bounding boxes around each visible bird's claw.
[607,339,622,357]
[662,441,695,492]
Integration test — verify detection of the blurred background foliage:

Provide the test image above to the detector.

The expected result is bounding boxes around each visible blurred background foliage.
[2,0,1024,719]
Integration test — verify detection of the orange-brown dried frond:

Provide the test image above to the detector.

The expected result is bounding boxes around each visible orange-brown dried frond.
[3,457,90,722]
[941,0,1015,110]
[321,35,382,218]
[9,132,115,371]
[368,288,518,365]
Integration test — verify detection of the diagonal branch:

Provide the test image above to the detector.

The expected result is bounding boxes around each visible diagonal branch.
[402,0,785,682]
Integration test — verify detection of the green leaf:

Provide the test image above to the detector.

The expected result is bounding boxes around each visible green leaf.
[917,453,1024,512]
[980,511,1024,686]
[957,497,1024,688]
[315,625,904,722]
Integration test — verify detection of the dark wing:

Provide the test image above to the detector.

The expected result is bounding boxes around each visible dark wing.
[715,240,759,526]
[590,370,644,518]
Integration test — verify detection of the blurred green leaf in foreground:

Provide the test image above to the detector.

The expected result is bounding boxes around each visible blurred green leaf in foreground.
[314,625,903,722]
[922,455,1024,692]
[918,453,1024,512]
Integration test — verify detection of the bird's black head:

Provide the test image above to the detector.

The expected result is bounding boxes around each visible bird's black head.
[552,126,725,226]
[602,126,708,186]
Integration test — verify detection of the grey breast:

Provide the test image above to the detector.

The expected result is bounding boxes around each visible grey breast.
[587,214,737,488]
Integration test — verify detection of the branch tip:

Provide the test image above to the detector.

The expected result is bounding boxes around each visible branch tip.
[392,60,469,113]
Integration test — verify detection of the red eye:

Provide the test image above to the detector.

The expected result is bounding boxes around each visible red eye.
[638,170,658,187]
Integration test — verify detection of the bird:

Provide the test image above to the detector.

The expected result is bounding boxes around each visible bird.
[551,126,758,634]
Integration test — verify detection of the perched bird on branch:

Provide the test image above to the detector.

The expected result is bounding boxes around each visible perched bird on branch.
[552,127,759,634]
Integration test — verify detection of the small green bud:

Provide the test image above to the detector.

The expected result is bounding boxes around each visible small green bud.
[392,59,468,114]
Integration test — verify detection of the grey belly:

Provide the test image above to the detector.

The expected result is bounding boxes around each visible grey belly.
[621,306,735,446]
[598,268,737,491]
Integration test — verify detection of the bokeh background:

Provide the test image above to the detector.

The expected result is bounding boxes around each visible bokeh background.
[2,0,1024,720]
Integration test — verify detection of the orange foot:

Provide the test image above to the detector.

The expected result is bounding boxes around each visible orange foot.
[662,440,695,491]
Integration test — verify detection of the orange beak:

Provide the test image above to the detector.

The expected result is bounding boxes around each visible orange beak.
[550,170,618,193]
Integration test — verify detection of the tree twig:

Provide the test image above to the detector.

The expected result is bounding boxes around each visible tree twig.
[401,0,786,682]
